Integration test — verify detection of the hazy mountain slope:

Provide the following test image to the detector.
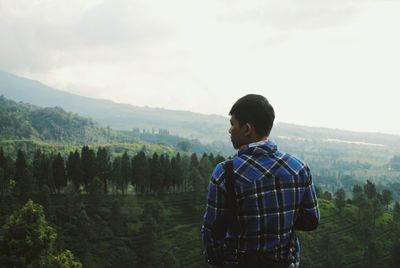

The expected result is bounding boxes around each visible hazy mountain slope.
[2,69,400,153]
[0,70,228,142]
[272,123,400,149]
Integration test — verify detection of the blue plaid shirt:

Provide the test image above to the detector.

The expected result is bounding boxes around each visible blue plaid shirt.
[202,139,320,267]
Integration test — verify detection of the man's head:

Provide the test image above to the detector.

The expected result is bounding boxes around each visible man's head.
[228,94,275,149]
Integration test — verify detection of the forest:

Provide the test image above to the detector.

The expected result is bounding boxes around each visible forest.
[1,146,400,267]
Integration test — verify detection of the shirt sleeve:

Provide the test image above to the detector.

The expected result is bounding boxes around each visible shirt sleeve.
[294,166,320,231]
[201,162,233,265]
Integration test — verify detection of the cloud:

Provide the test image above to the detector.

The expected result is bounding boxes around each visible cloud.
[0,0,176,71]
[0,0,369,73]
[220,0,360,31]
[74,0,176,47]
[1,0,400,134]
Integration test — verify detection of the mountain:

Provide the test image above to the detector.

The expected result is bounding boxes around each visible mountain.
[0,70,228,143]
[2,69,400,156]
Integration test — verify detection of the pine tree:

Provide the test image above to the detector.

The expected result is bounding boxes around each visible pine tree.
[81,146,96,193]
[47,155,56,193]
[131,155,138,192]
[0,148,10,194]
[32,149,43,192]
[162,155,173,190]
[112,157,121,194]
[67,150,82,192]
[393,202,400,222]
[0,167,6,195]
[352,184,366,223]
[352,184,364,204]
[120,151,130,194]
[199,154,213,181]
[96,147,111,194]
[150,153,164,193]
[132,151,149,194]
[53,153,66,194]
[15,149,32,201]
[180,155,190,192]
[192,153,213,193]
[0,147,5,169]
[381,189,392,209]
[208,153,215,166]
[36,151,53,192]
[371,197,382,228]
[190,166,203,194]
[190,153,199,168]
[364,180,377,199]
[171,153,183,191]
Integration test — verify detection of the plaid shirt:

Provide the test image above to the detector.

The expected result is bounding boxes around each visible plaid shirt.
[202,139,320,267]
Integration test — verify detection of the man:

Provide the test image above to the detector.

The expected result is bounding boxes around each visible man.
[202,94,320,267]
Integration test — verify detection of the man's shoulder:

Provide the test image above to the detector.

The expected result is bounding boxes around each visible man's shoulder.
[211,157,243,183]
[248,144,311,176]
[281,152,310,174]
[211,160,229,184]
[271,149,311,179]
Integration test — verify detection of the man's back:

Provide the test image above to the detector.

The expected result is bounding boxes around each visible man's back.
[202,140,320,267]
[202,94,319,267]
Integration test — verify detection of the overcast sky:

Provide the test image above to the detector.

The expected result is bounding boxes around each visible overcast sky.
[1,0,399,135]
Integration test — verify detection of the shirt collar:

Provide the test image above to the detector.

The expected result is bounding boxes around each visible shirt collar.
[238,139,277,155]
[248,140,269,148]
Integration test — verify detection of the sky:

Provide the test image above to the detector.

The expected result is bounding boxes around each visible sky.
[1,0,400,135]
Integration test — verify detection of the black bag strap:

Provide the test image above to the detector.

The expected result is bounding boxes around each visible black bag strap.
[224,159,236,211]
[224,160,240,234]
[210,159,237,240]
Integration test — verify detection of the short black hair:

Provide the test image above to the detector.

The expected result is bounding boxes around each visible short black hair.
[229,94,275,137]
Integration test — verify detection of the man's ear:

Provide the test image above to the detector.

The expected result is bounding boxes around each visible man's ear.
[244,123,253,136]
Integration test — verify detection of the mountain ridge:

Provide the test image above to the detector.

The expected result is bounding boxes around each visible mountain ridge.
[0,69,228,142]
[1,69,400,150]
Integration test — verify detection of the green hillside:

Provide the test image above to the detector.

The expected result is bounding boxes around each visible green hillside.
[0,96,222,157]
[0,95,127,145]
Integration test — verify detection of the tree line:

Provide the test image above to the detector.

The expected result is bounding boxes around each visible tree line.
[0,146,225,199]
